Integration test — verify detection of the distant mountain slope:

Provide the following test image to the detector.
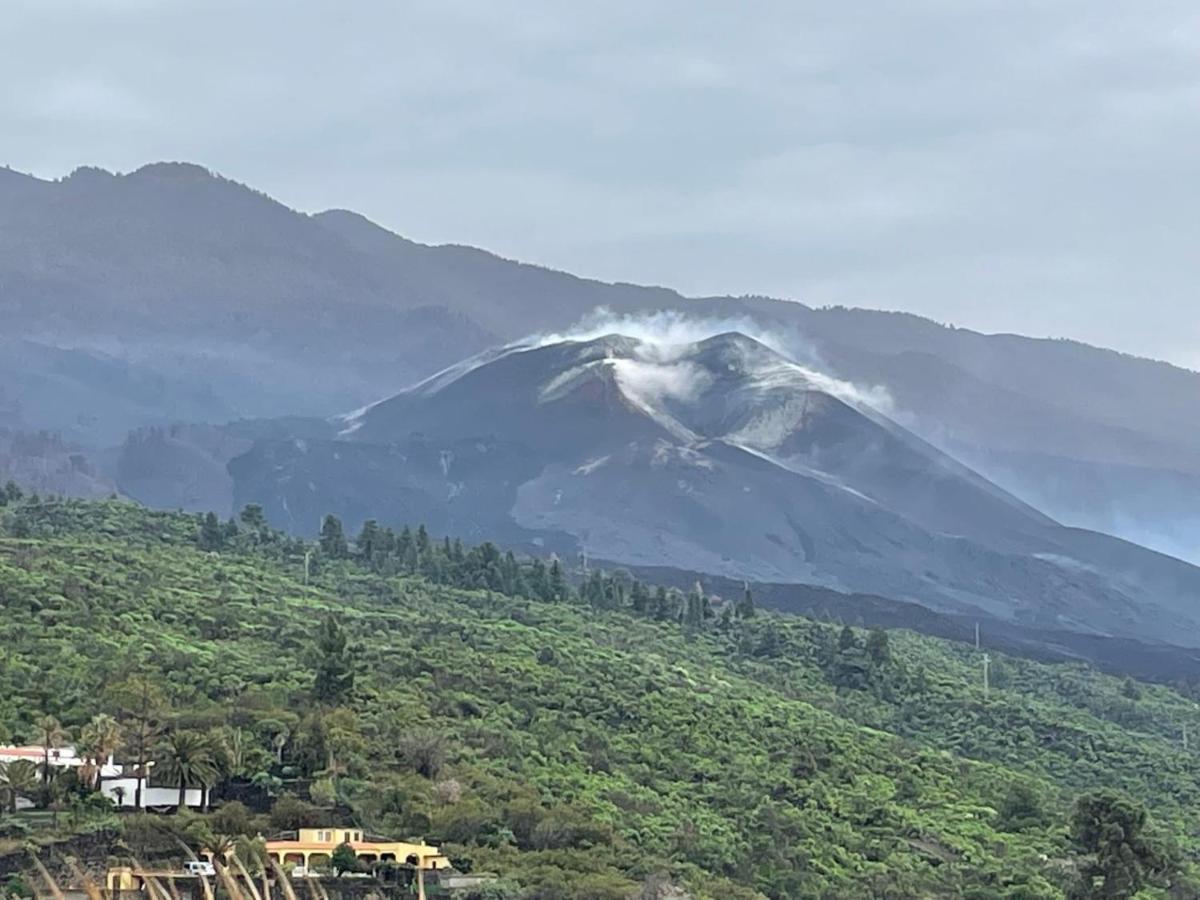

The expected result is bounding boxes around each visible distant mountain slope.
[0,429,116,500]
[0,337,238,445]
[222,332,1200,648]
[3,162,1198,559]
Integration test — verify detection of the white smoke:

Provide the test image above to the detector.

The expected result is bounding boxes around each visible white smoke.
[526,307,895,414]
[609,358,712,406]
[532,307,776,359]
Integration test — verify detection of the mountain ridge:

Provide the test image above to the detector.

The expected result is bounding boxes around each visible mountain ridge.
[3,160,1199,563]
[6,162,1196,373]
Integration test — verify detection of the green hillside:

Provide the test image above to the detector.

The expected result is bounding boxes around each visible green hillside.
[0,496,1197,898]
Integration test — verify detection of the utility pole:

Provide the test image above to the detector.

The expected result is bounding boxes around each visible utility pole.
[982,653,991,700]
[304,549,312,585]
[975,622,980,651]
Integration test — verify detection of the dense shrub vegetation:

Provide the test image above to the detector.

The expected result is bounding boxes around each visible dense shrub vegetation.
[1,497,1198,898]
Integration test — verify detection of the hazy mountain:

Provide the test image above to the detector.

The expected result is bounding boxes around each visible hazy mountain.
[0,337,238,446]
[222,332,1200,648]
[3,161,1198,559]
[0,429,116,500]
[0,162,644,433]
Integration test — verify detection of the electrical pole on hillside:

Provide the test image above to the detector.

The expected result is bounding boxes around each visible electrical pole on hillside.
[304,549,312,585]
[982,653,991,700]
[975,622,980,650]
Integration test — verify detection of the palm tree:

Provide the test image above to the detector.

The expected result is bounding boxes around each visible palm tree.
[220,727,251,778]
[46,775,68,830]
[78,714,123,793]
[155,731,220,813]
[35,715,70,792]
[0,759,40,813]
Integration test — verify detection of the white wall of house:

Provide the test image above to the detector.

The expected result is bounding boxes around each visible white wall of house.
[1,747,205,809]
[101,778,203,808]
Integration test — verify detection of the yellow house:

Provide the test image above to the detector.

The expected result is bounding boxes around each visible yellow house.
[264,827,448,868]
[264,828,450,886]
[106,830,451,900]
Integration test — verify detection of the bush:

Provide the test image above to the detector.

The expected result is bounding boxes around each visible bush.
[462,881,522,900]
[396,730,446,779]
[267,794,327,831]
[0,818,31,839]
[997,782,1047,832]
[3,874,33,899]
[209,800,258,837]
[331,842,359,875]
[309,778,337,808]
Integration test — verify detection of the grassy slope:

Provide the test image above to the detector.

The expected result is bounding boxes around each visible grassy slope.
[1,499,1199,898]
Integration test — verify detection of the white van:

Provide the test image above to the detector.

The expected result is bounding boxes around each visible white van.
[185,861,216,877]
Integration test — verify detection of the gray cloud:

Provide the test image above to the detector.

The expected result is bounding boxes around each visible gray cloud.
[3,0,1198,366]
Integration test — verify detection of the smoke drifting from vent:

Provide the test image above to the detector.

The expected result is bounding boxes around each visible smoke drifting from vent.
[528,307,895,415]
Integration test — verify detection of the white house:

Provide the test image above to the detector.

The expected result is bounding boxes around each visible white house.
[0,745,203,809]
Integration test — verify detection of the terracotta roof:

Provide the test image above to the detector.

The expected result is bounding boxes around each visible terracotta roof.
[0,748,49,759]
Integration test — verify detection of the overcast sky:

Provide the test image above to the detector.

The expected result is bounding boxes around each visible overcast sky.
[5,0,1199,367]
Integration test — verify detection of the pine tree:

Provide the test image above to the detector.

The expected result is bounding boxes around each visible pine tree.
[106,676,166,809]
[403,539,419,573]
[378,527,397,561]
[313,615,355,705]
[548,558,567,602]
[866,628,890,667]
[239,504,266,530]
[833,626,872,690]
[320,515,349,559]
[653,586,674,622]
[584,570,607,608]
[838,625,858,651]
[755,625,784,658]
[611,578,627,609]
[397,525,413,560]
[736,585,756,619]
[2,481,22,504]
[238,504,269,545]
[502,551,524,596]
[631,581,651,615]
[682,584,707,631]
[529,558,550,602]
[356,519,380,564]
[198,512,223,551]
